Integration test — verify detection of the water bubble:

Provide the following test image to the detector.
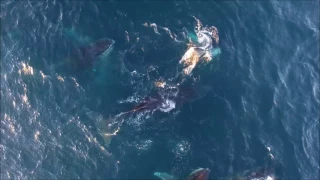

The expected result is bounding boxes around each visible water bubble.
[172,139,190,157]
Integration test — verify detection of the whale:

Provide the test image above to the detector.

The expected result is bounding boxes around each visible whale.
[154,166,276,180]
[56,38,115,72]
[179,17,221,76]
[125,96,163,113]
[54,28,115,73]
[123,84,211,115]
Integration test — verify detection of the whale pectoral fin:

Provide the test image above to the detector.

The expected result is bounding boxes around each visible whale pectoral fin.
[154,172,176,180]
[192,16,203,32]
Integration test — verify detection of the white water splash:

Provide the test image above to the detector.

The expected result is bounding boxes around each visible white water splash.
[160,99,176,112]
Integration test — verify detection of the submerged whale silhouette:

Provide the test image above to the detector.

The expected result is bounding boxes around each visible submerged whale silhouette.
[55,38,115,71]
[73,38,115,68]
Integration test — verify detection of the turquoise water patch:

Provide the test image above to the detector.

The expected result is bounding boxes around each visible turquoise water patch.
[187,32,199,44]
[63,28,93,46]
[211,47,221,57]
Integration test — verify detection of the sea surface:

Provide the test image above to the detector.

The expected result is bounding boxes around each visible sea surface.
[1,0,319,179]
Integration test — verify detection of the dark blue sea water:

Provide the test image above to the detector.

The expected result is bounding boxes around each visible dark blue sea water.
[1,1,319,179]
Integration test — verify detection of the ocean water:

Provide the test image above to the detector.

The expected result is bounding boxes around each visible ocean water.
[1,1,319,180]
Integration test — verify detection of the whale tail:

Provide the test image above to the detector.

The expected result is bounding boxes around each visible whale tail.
[97,112,129,146]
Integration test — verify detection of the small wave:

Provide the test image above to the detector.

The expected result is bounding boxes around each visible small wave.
[134,139,153,151]
[117,95,140,104]
[143,22,182,42]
